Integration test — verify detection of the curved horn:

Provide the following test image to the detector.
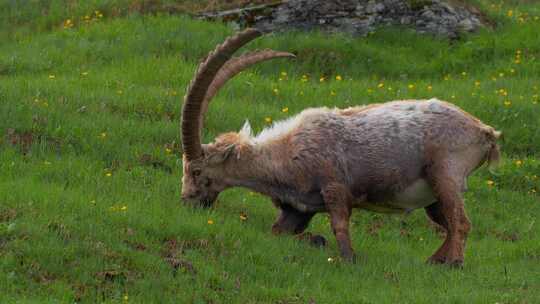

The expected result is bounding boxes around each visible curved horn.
[182,28,262,161]
[201,50,296,117]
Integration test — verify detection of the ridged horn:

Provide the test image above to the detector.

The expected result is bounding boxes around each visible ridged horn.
[182,28,262,161]
[200,49,296,119]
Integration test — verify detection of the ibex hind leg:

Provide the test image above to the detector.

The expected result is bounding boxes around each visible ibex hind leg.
[426,158,471,268]
[271,200,327,248]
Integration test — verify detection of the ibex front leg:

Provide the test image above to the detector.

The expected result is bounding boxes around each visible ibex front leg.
[271,200,327,247]
[322,183,355,262]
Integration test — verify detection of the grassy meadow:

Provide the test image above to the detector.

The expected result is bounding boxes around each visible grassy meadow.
[1,0,539,303]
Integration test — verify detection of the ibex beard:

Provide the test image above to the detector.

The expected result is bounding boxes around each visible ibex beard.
[180,28,501,266]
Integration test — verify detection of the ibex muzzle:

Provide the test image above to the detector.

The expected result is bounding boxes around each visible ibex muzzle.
[180,29,501,266]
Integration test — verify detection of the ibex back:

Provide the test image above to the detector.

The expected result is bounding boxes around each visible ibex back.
[180,29,501,266]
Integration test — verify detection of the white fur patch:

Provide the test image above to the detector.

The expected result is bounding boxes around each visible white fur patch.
[239,120,253,140]
[252,114,303,144]
[239,108,329,144]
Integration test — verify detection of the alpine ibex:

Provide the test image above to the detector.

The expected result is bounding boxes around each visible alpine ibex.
[180,28,501,266]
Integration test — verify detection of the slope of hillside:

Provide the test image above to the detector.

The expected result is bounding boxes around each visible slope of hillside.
[0,1,539,303]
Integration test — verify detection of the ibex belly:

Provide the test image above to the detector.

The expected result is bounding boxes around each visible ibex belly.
[353,179,436,213]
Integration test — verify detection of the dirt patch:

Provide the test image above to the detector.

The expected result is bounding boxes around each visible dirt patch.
[4,128,62,154]
[47,220,72,240]
[5,128,34,154]
[138,154,173,173]
[366,218,385,236]
[124,241,147,251]
[163,238,209,254]
[164,257,197,275]
[493,230,520,242]
[0,208,17,222]
[160,238,207,275]
[95,270,127,282]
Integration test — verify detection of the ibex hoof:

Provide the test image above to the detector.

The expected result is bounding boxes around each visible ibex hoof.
[342,253,357,264]
[309,234,327,248]
[427,255,463,268]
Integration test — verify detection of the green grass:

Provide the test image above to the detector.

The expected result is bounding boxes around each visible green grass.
[1,1,540,303]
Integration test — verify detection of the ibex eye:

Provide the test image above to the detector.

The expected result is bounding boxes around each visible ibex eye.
[193,169,201,177]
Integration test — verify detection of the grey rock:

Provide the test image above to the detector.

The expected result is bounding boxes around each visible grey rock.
[243,0,487,38]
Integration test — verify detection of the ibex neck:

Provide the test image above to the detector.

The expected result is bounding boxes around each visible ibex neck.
[224,144,285,195]
[222,143,326,212]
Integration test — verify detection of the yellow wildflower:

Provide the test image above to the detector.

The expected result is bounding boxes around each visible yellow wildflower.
[427,85,432,91]
[264,117,272,124]
[207,219,214,225]
[281,71,287,77]
[120,206,128,211]
[63,19,73,29]
[408,84,415,90]
[504,100,512,107]
[377,83,384,89]
[474,81,481,87]
[335,75,342,81]
[515,160,523,166]
[100,132,107,138]
[272,88,279,95]
[281,107,289,113]
[106,172,112,177]
[486,180,495,186]
[319,76,326,83]
[507,10,513,17]
[48,75,56,79]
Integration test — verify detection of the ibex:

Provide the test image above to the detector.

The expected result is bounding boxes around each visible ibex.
[180,28,501,266]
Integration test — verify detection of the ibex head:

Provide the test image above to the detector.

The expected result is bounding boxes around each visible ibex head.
[180,29,295,207]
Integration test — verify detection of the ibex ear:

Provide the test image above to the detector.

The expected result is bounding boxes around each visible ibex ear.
[204,144,235,166]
